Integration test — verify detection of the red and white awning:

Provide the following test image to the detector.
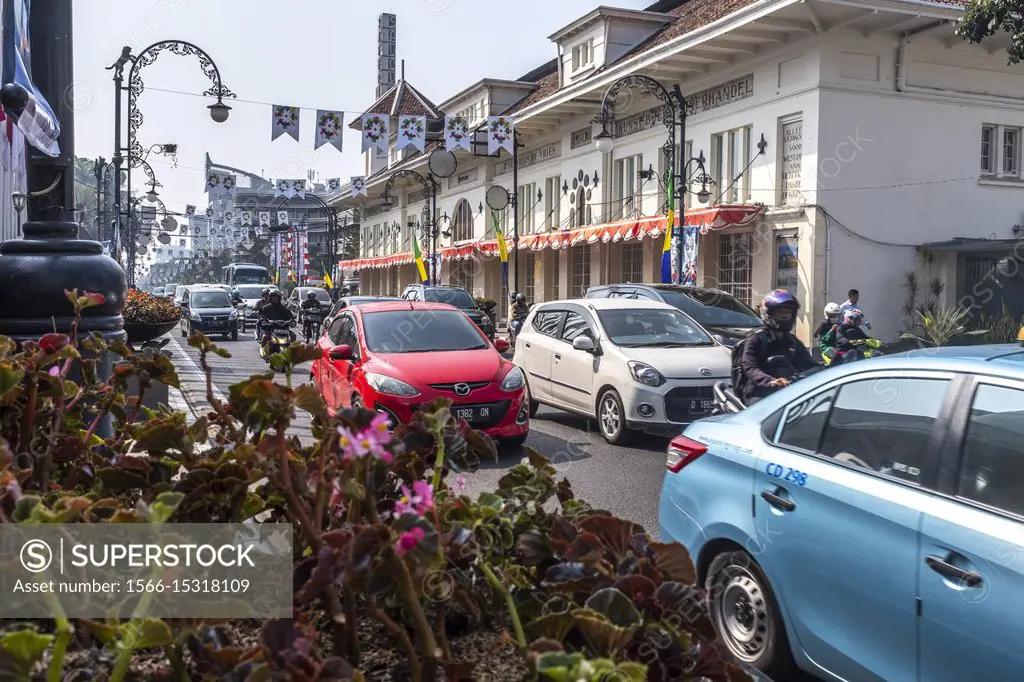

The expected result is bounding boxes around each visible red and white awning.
[339,204,765,271]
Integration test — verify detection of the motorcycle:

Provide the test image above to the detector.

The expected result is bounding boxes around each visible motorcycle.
[302,308,324,343]
[258,319,296,371]
[712,355,824,415]
[822,338,883,367]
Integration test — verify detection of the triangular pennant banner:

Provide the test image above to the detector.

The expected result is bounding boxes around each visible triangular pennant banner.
[361,113,389,152]
[398,115,426,153]
[315,110,344,152]
[185,205,196,217]
[487,116,515,155]
[326,178,341,193]
[272,105,300,141]
[258,212,271,228]
[351,177,367,198]
[277,210,289,227]
[241,211,252,226]
[294,179,307,199]
[444,115,471,152]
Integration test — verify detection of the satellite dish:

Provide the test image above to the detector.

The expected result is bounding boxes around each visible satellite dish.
[428,149,458,179]
[485,185,510,211]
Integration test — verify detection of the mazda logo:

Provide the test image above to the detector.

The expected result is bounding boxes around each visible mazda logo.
[454,383,471,396]
[699,368,712,377]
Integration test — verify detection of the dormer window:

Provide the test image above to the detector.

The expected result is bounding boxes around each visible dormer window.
[572,40,594,73]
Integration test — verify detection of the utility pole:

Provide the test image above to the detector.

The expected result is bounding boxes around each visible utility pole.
[93,157,106,242]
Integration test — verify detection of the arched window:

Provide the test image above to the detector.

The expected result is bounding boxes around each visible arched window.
[451,199,474,243]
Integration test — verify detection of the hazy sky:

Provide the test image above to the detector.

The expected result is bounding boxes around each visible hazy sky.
[72,0,651,214]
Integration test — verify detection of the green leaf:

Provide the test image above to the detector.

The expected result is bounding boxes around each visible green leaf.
[477,492,504,511]
[571,607,638,657]
[121,618,173,649]
[79,619,118,645]
[97,468,151,493]
[0,362,25,401]
[585,588,643,628]
[293,383,325,414]
[0,628,53,667]
[149,492,185,524]
[11,495,43,523]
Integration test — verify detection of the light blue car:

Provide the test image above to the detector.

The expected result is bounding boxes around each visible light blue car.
[659,343,1024,681]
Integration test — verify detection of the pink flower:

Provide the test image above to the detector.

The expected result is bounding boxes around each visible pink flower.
[394,481,434,517]
[338,424,394,464]
[454,474,467,492]
[367,413,391,445]
[47,365,60,377]
[394,527,425,556]
[337,426,369,461]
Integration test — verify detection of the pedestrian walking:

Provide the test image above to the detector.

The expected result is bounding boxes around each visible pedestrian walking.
[840,288,871,330]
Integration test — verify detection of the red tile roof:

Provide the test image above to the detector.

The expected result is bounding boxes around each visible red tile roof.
[351,80,443,129]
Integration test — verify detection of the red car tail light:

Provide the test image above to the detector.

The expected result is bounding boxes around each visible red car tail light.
[666,435,707,473]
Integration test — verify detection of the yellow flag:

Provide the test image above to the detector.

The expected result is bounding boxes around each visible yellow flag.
[324,272,334,289]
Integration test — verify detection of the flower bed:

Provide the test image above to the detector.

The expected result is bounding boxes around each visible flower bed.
[0,290,761,682]
[123,289,180,325]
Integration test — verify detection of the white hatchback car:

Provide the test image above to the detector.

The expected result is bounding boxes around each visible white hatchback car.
[512,298,732,443]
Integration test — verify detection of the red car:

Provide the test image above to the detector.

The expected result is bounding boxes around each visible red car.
[310,301,529,446]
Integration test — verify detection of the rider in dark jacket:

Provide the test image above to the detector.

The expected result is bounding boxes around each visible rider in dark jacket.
[259,291,293,346]
[737,290,817,405]
[300,291,324,340]
[835,308,871,350]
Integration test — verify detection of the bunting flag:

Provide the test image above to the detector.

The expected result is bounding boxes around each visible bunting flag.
[361,113,389,152]
[205,170,235,198]
[315,110,344,152]
[272,105,300,141]
[185,205,196,217]
[492,210,509,289]
[205,207,214,218]
[351,177,367,198]
[326,178,341,193]
[274,179,291,198]
[398,115,426,153]
[444,115,471,152]
[487,116,515,155]
[241,211,252,226]
[258,211,271,229]
[324,271,334,289]
[661,171,675,284]
[2,0,60,157]
[294,179,307,199]
[277,210,289,228]
[412,233,429,285]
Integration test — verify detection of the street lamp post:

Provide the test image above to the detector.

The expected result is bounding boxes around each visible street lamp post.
[381,169,440,285]
[276,193,339,292]
[595,76,699,284]
[107,41,234,287]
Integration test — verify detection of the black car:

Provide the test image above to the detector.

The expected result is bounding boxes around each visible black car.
[180,286,238,341]
[323,295,403,329]
[586,283,761,346]
[401,285,494,340]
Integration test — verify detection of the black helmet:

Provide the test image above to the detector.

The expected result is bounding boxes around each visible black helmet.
[261,287,271,298]
[269,290,282,301]
[761,289,800,333]
[307,291,316,299]
[515,293,526,304]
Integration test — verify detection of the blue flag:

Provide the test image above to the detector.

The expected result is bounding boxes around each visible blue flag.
[2,0,61,157]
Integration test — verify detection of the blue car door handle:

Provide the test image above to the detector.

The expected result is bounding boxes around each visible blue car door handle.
[925,555,983,587]
[761,489,796,512]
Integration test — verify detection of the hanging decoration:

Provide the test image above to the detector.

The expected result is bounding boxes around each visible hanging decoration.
[275,179,292,198]
[351,177,367,198]
[294,179,307,199]
[185,205,196,217]
[205,170,233,198]
[398,115,426,153]
[326,178,341,193]
[258,212,271,230]
[223,210,234,224]
[361,113,389,152]
[272,105,300,141]
[241,211,252,226]
[277,210,289,228]
[444,115,471,152]
[681,226,699,286]
[487,116,515,155]
[315,110,345,152]
[205,207,214,218]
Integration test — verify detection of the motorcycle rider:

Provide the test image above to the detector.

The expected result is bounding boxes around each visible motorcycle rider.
[734,290,817,405]
[259,290,293,350]
[815,302,842,357]
[834,308,873,361]
[300,290,324,342]
[509,292,530,342]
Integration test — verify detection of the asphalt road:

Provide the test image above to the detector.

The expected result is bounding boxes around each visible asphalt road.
[163,329,669,536]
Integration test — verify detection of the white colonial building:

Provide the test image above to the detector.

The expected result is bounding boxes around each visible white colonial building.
[335,0,1024,343]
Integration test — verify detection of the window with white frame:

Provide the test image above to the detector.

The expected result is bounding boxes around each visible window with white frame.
[388,268,399,295]
[552,254,560,301]
[571,244,591,298]
[571,39,594,73]
[711,126,752,203]
[622,243,644,283]
[613,154,643,220]
[544,176,562,230]
[451,199,474,243]
[517,183,537,234]
[450,261,473,292]
[389,223,399,254]
[717,232,754,305]
[980,124,1024,178]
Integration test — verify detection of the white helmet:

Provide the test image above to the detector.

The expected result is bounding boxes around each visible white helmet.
[825,302,842,316]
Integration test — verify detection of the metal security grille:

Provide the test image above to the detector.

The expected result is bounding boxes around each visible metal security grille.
[523,252,536,303]
[450,262,473,292]
[717,232,754,305]
[965,255,998,292]
[622,243,644,283]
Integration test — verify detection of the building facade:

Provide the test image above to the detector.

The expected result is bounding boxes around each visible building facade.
[335,0,1022,343]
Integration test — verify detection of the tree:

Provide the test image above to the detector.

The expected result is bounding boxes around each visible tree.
[958,0,1024,63]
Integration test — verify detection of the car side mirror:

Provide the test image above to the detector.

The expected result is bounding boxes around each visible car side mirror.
[329,344,353,361]
[573,336,596,352]
[494,337,510,353]
[712,334,726,345]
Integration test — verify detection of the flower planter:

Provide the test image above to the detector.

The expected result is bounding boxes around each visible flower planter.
[123,320,178,345]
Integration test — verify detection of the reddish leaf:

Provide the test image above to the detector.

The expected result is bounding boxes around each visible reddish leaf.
[579,515,644,561]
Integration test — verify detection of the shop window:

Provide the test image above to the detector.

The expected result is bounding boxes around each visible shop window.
[717,233,753,305]
[451,199,474,243]
[622,243,644,283]
[523,251,536,303]
[571,244,591,299]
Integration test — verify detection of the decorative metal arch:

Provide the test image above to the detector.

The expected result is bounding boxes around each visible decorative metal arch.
[133,157,160,189]
[593,74,676,134]
[127,40,236,166]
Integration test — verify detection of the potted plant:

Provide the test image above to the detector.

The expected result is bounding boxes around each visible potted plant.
[122,288,181,345]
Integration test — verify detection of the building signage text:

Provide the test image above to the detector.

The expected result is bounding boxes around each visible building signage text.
[570,127,592,150]
[495,142,561,176]
[448,167,478,189]
[780,118,803,205]
[685,74,754,115]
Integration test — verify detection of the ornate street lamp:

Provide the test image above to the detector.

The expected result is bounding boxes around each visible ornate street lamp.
[107,41,234,286]
[381,169,440,285]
